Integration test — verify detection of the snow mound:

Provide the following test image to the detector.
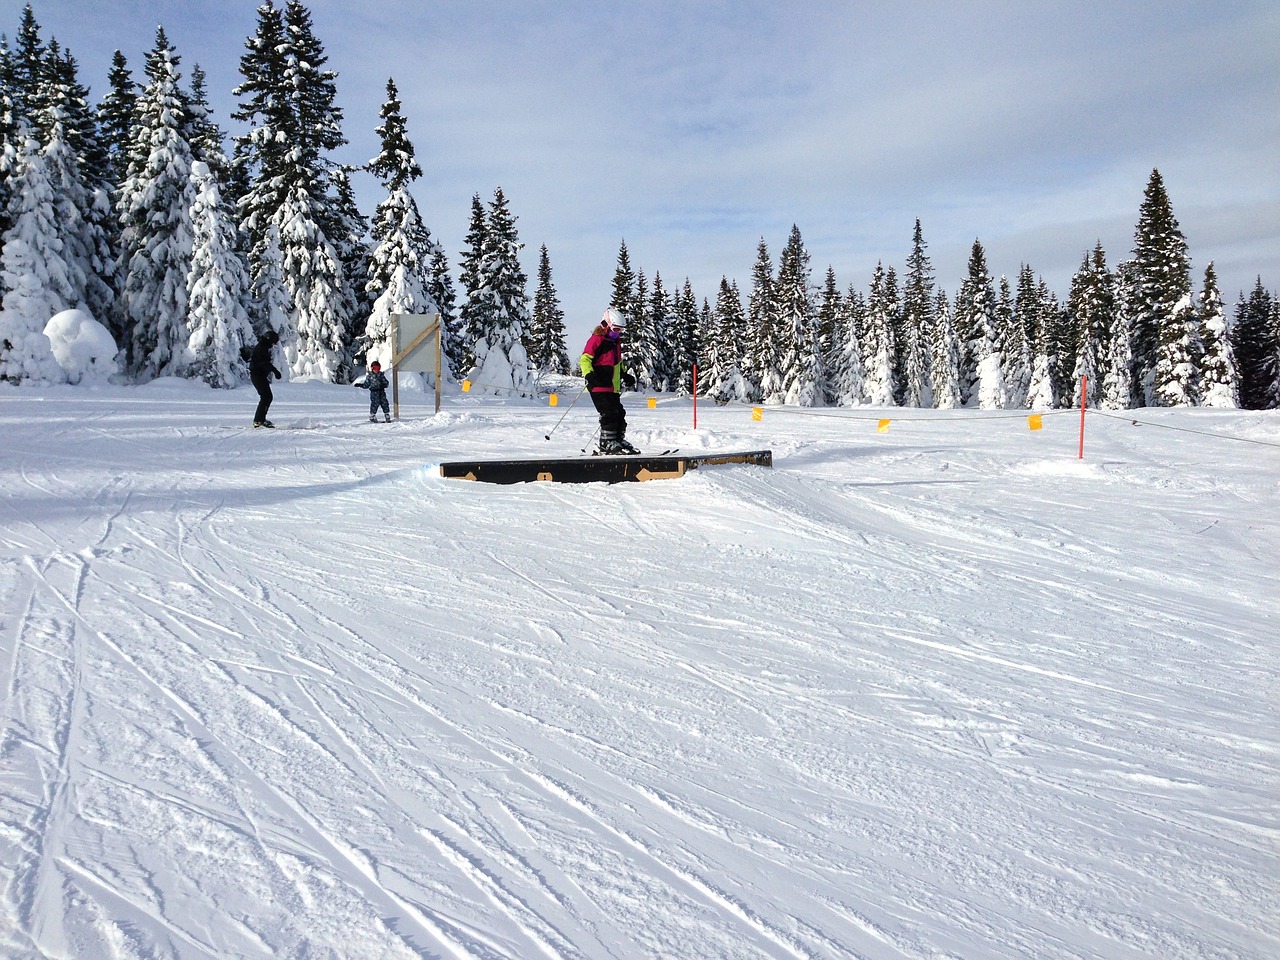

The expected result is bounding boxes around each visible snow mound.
[43,309,120,384]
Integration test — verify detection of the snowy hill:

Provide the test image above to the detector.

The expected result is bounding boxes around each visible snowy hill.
[2,381,1277,959]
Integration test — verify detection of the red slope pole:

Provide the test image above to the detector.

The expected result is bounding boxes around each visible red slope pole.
[1078,374,1088,459]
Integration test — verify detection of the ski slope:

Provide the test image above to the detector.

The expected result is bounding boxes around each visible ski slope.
[2,379,1277,959]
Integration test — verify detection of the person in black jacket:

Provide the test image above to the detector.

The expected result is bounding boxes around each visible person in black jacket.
[250,329,282,427]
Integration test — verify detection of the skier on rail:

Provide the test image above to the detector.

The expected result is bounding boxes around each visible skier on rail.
[580,308,639,455]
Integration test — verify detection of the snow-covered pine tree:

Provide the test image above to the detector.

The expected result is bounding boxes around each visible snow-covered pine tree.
[234,0,352,381]
[427,245,462,378]
[955,240,1001,407]
[1068,243,1115,409]
[1196,263,1237,408]
[1022,271,1057,410]
[829,284,868,406]
[775,224,820,406]
[331,168,372,372]
[1102,260,1139,409]
[0,45,17,251]
[364,78,439,375]
[609,240,636,319]
[116,29,196,380]
[1153,290,1201,407]
[862,262,898,406]
[1001,273,1029,408]
[704,277,750,402]
[456,193,489,373]
[530,244,570,374]
[636,271,670,392]
[1230,278,1277,410]
[816,266,841,403]
[97,51,136,191]
[251,222,290,341]
[185,160,253,387]
[465,186,534,397]
[669,278,700,395]
[0,123,70,383]
[931,288,961,409]
[901,219,935,408]
[1130,168,1192,406]
[748,239,779,403]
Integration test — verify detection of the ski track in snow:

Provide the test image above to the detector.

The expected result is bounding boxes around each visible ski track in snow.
[1,383,1278,959]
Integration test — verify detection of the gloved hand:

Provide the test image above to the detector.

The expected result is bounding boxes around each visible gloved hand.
[274,371,282,380]
[622,372,637,390]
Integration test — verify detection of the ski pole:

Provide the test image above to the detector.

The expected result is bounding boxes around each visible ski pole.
[580,425,600,454]
[545,385,589,441]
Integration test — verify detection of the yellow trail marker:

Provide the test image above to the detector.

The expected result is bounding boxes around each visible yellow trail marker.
[549,394,558,406]
[877,419,891,433]
[647,397,657,408]
[751,407,763,421]
[461,379,472,392]
[1028,414,1043,431]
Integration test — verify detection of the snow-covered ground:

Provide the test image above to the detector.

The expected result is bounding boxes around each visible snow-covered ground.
[2,379,1277,960]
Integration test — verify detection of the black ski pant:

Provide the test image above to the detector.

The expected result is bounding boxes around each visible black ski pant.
[252,375,273,423]
[589,390,627,440]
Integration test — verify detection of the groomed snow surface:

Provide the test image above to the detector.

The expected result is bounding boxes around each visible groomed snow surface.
[2,379,1277,960]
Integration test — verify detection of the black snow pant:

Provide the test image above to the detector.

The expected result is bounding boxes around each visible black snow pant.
[369,390,390,418]
[252,375,273,423]
[589,390,627,443]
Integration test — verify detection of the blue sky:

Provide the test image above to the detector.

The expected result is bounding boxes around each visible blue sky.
[16,0,1280,345]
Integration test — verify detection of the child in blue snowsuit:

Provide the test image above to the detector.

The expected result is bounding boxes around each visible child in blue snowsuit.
[355,361,391,422]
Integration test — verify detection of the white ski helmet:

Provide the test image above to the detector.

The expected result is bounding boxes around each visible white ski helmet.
[601,307,627,331]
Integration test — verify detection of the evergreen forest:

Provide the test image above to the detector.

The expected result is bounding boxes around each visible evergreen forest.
[2,2,1277,409]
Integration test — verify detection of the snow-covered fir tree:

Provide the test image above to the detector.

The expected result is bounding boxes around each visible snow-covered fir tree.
[115,29,196,380]
[1196,263,1237,408]
[931,288,961,409]
[1068,243,1115,409]
[955,240,1000,407]
[829,284,868,406]
[670,278,700,395]
[465,186,534,397]
[775,224,821,406]
[185,160,253,387]
[1101,260,1139,409]
[330,168,372,372]
[96,50,136,191]
[1129,168,1192,406]
[41,42,116,328]
[427,245,462,378]
[609,240,636,322]
[862,262,898,406]
[530,244,570,374]
[1153,291,1201,407]
[636,271,671,392]
[748,239,779,402]
[1230,278,1277,410]
[456,193,489,372]
[816,266,841,403]
[363,78,439,374]
[704,277,751,403]
[0,124,70,383]
[901,219,935,408]
[234,0,352,381]
[251,221,290,340]
[1000,273,1029,408]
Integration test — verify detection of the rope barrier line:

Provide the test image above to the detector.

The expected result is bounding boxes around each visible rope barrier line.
[1086,410,1280,449]
[449,373,1280,450]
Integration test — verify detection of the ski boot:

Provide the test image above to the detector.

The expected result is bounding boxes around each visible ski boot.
[617,438,641,455]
